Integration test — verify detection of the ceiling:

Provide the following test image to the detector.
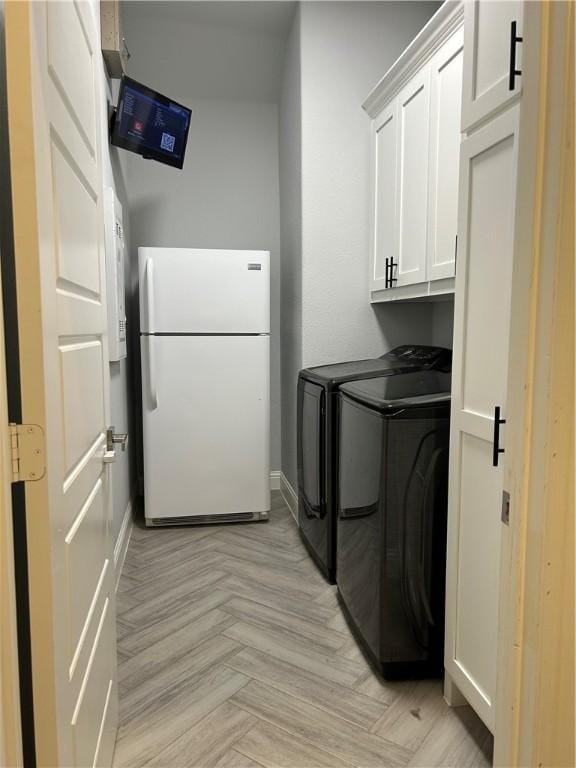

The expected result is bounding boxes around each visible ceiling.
[123,1,296,102]
[127,1,297,38]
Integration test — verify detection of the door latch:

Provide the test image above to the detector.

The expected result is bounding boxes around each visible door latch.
[104,426,128,463]
[106,426,128,452]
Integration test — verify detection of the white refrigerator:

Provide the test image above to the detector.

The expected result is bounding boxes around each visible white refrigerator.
[139,247,271,525]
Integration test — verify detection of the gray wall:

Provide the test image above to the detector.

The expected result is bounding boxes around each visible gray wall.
[279,1,442,490]
[123,5,284,472]
[279,6,302,495]
[431,300,455,348]
[299,1,442,366]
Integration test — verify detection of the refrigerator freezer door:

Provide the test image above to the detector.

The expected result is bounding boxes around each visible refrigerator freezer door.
[142,334,270,521]
[139,248,270,334]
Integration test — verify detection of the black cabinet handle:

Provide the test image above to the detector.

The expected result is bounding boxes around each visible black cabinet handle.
[493,406,506,467]
[384,258,398,288]
[389,258,398,287]
[509,20,523,91]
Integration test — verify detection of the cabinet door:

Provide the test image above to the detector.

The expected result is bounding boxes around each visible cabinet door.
[396,68,430,287]
[461,1,524,132]
[371,102,399,292]
[427,28,463,282]
[444,106,520,732]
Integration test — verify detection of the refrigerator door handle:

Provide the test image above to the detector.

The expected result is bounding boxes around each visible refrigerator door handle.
[148,334,158,409]
[146,256,155,332]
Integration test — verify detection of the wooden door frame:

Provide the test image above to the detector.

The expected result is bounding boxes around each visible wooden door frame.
[1,1,28,765]
[0,256,23,768]
[4,2,60,765]
[495,2,575,766]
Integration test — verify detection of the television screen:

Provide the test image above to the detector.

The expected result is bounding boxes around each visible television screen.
[111,76,191,169]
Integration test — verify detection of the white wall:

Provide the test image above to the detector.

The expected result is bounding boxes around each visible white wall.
[279,6,302,495]
[299,1,441,367]
[123,6,284,472]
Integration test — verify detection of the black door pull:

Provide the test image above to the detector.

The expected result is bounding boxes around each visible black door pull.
[509,20,523,91]
[389,258,398,287]
[385,257,390,288]
[493,406,506,467]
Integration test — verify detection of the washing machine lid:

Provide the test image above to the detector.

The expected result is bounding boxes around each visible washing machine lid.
[340,370,452,411]
[299,346,451,386]
[380,345,452,372]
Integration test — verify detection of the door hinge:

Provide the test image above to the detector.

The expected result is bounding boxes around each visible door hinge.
[9,423,46,483]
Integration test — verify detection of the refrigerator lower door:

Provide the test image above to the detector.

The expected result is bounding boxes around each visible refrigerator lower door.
[142,334,270,523]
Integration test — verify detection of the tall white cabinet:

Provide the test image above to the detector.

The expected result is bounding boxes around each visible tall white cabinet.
[364,2,464,303]
[444,0,525,733]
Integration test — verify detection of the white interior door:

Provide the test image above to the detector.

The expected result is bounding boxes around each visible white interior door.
[7,2,117,765]
[445,106,520,732]
[461,0,524,133]
[370,101,398,292]
[396,68,430,287]
[142,335,270,521]
[426,28,463,282]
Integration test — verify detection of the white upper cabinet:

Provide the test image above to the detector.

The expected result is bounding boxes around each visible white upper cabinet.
[427,28,464,282]
[371,103,398,292]
[461,0,524,133]
[396,69,430,288]
[364,2,464,303]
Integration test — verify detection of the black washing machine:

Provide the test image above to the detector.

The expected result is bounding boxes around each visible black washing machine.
[336,370,451,679]
[297,345,451,583]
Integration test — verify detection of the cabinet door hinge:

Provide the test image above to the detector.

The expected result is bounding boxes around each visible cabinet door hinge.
[9,423,46,483]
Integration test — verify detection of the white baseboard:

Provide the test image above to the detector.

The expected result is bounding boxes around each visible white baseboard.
[114,497,134,592]
[280,473,299,526]
[269,470,281,491]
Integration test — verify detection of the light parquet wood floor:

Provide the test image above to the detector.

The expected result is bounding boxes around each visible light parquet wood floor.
[113,492,493,768]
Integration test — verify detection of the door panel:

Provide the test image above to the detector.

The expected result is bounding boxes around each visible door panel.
[397,69,430,287]
[427,28,463,281]
[371,103,398,291]
[65,478,106,660]
[52,141,101,293]
[6,1,118,764]
[142,335,270,520]
[445,107,520,731]
[59,340,106,473]
[46,0,97,152]
[461,136,515,417]
[455,434,500,700]
[297,380,329,569]
[299,381,323,514]
[337,397,383,659]
[461,0,524,132]
[71,600,116,768]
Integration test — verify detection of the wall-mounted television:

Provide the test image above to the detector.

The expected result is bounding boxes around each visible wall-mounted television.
[111,76,191,169]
